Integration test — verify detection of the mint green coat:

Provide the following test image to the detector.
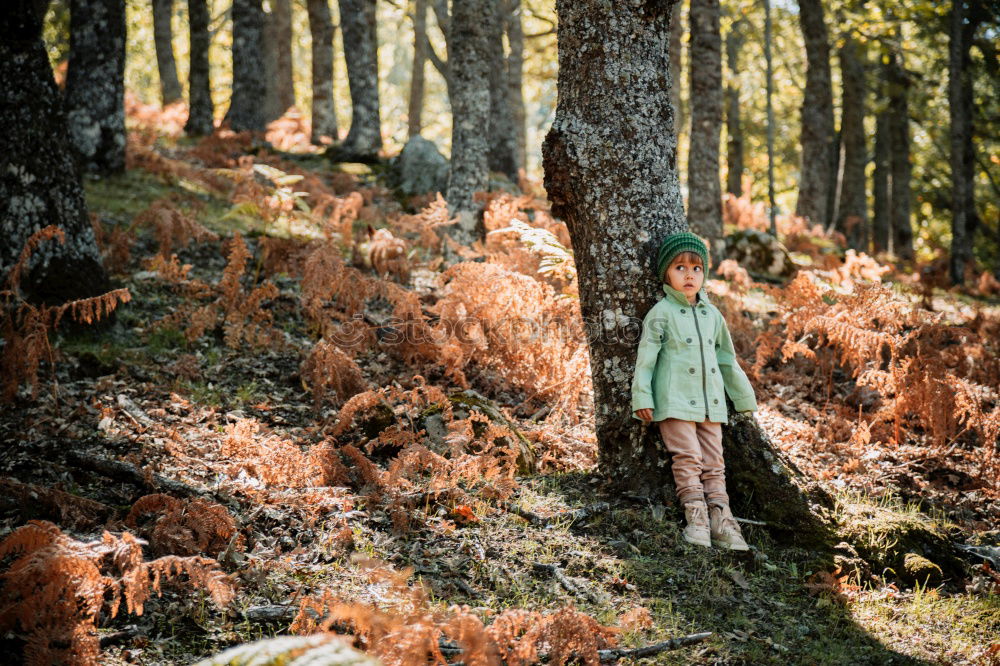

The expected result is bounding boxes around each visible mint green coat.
[631,284,757,423]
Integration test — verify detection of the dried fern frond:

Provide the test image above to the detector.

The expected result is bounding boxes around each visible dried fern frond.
[0,521,233,666]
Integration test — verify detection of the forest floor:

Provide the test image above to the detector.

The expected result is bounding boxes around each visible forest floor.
[1,108,999,666]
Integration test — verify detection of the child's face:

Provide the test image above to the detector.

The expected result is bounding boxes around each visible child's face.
[664,254,705,301]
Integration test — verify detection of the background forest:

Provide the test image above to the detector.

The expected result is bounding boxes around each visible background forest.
[1,0,999,665]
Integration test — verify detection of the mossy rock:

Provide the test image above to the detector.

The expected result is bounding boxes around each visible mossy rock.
[903,552,944,586]
[448,390,536,473]
[837,499,964,585]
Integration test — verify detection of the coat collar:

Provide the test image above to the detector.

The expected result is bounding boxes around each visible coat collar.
[661,283,708,307]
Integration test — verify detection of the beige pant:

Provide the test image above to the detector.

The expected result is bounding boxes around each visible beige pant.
[657,419,728,506]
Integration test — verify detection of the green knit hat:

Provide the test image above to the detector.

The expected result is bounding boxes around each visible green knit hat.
[656,232,709,280]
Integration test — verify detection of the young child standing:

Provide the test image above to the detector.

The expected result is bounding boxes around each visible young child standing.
[631,232,757,550]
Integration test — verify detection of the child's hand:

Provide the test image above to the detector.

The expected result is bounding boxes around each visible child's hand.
[635,408,653,422]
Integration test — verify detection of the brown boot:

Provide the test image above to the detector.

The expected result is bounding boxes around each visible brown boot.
[709,503,749,551]
[682,501,712,548]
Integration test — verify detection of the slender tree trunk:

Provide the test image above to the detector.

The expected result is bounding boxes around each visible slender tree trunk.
[487,0,517,181]
[836,32,868,251]
[764,0,776,234]
[688,0,723,255]
[262,0,294,122]
[66,0,126,175]
[543,0,829,542]
[1,2,109,303]
[152,0,182,104]
[308,0,337,143]
[795,0,835,227]
[725,15,744,198]
[274,0,294,113]
[444,0,491,242]
[408,0,428,138]
[184,0,214,135]
[504,0,526,173]
[872,106,890,254]
[226,0,266,132]
[338,0,382,159]
[669,0,685,156]
[949,0,975,284]
[887,48,913,261]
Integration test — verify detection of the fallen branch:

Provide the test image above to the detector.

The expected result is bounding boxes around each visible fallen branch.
[532,562,603,604]
[66,450,233,505]
[597,632,713,661]
[99,625,143,648]
[503,501,610,527]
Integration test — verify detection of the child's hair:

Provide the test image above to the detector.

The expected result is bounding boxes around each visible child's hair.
[668,251,705,268]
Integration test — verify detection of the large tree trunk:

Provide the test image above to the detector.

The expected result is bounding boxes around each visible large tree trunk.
[337,0,382,160]
[887,48,913,261]
[835,32,868,251]
[794,0,834,227]
[542,0,829,542]
[0,3,109,304]
[487,0,517,181]
[262,0,294,122]
[688,0,723,256]
[504,0,526,173]
[444,0,491,243]
[307,0,338,144]
[184,0,214,135]
[152,0,182,104]
[725,14,743,198]
[949,0,976,284]
[66,0,126,175]
[407,0,428,138]
[226,0,267,132]
[872,106,890,254]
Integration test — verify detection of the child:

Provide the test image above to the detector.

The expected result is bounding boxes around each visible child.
[631,232,757,550]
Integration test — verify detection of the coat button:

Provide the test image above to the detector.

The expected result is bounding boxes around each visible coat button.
[690,400,696,406]
[686,337,692,343]
[700,309,707,315]
[714,399,719,404]
[688,367,695,374]
[680,308,686,314]
[707,338,712,344]
[711,368,716,374]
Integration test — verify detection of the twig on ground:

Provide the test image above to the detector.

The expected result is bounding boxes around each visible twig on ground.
[597,632,714,661]
[532,562,603,604]
[735,517,767,526]
[502,501,611,527]
[99,625,143,648]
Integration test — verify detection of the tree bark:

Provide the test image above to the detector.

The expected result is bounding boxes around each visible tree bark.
[725,14,743,198]
[794,0,834,227]
[308,0,338,143]
[688,0,723,255]
[669,0,684,155]
[543,0,829,543]
[226,0,267,132]
[835,32,867,251]
[337,0,382,160]
[504,0,526,173]
[949,0,976,284]
[0,3,109,304]
[764,0,776,234]
[408,0,428,138]
[262,0,294,122]
[887,48,913,261]
[872,106,890,254]
[66,0,126,175]
[184,0,214,135]
[152,0,182,104]
[487,0,518,181]
[444,0,491,242]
